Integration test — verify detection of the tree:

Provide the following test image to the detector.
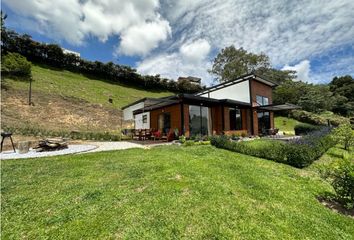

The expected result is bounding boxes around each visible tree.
[331,124,354,150]
[255,67,296,84]
[1,52,31,77]
[209,46,270,82]
[329,76,354,117]
[298,85,335,113]
[273,80,308,105]
[329,75,354,101]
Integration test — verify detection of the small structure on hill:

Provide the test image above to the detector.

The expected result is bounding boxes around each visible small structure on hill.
[177,76,201,86]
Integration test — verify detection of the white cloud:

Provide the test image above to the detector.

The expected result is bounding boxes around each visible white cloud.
[3,0,170,55]
[154,0,354,83]
[5,0,354,83]
[138,38,213,84]
[282,60,311,82]
[118,18,171,56]
[180,39,211,63]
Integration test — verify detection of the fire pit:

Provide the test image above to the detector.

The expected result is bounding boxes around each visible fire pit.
[33,138,68,152]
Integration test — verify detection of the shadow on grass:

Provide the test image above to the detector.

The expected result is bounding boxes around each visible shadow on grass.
[317,193,354,218]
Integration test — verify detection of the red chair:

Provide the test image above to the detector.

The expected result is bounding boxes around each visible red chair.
[166,129,175,142]
[152,130,161,141]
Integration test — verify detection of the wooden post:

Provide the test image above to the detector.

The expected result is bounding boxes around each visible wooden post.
[28,76,32,105]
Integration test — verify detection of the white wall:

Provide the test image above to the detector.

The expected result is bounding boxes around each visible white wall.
[201,80,250,103]
[134,112,150,129]
[123,102,144,120]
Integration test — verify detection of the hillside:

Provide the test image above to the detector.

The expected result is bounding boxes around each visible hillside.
[1,63,172,135]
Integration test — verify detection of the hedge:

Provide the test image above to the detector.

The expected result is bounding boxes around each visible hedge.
[2,126,123,141]
[211,128,335,168]
[294,123,320,135]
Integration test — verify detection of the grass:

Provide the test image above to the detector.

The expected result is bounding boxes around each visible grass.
[274,116,314,135]
[2,145,353,239]
[3,63,172,109]
[1,63,172,134]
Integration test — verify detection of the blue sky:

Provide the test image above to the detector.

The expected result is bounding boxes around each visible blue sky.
[2,0,354,85]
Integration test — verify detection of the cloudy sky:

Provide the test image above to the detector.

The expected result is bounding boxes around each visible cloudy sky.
[3,0,354,85]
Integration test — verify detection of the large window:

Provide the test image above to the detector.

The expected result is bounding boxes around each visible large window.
[256,95,269,106]
[229,108,242,130]
[158,113,171,134]
[257,111,270,134]
[189,105,211,136]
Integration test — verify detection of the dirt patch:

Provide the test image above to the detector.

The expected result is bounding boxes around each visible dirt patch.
[1,88,122,133]
[317,196,354,218]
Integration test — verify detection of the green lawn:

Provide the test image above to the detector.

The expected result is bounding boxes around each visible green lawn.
[275,116,313,135]
[2,146,353,239]
[3,64,172,109]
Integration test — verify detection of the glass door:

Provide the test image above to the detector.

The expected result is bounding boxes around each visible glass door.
[189,105,211,136]
[158,113,171,134]
[257,111,270,134]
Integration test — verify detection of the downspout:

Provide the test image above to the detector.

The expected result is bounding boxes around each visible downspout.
[180,102,184,135]
[249,79,254,135]
[221,104,225,134]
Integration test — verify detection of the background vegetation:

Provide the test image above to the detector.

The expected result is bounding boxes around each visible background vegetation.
[1,14,202,94]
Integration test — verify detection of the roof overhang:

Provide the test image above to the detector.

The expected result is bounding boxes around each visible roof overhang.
[132,94,252,115]
[257,103,301,111]
[196,73,278,96]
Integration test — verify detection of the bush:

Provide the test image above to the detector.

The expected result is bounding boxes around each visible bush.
[183,140,211,146]
[2,126,122,141]
[211,128,336,168]
[331,124,354,150]
[1,52,31,77]
[294,123,320,135]
[291,110,349,127]
[324,159,354,209]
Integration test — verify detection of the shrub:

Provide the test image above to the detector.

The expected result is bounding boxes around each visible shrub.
[291,110,349,127]
[324,159,354,209]
[211,128,335,168]
[1,52,31,77]
[179,135,186,144]
[331,124,354,150]
[294,123,320,135]
[2,126,122,141]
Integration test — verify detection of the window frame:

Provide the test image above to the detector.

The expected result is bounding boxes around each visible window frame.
[256,95,269,106]
[142,114,148,123]
[229,107,242,131]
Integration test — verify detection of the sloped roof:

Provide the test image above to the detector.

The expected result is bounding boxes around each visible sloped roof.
[196,73,278,96]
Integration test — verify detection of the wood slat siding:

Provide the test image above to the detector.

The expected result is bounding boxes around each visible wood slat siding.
[250,79,273,107]
[147,77,275,137]
[250,79,274,134]
[150,104,182,133]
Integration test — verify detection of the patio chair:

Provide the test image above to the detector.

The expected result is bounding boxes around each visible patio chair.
[152,130,162,141]
[140,129,146,140]
[133,129,140,140]
[166,129,175,142]
[145,129,152,140]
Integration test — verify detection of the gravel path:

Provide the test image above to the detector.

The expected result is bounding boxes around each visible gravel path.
[0,141,145,160]
[0,144,98,160]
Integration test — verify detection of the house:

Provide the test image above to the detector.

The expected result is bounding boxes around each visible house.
[122,73,298,137]
[62,48,80,57]
[177,76,202,86]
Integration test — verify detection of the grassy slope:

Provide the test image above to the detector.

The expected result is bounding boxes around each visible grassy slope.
[1,64,172,134]
[275,116,313,135]
[4,63,172,109]
[2,146,353,239]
